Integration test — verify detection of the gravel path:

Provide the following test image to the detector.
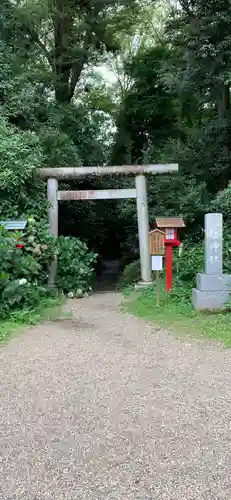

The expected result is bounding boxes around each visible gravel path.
[1,292,231,499]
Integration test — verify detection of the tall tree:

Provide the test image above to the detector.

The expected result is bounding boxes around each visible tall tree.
[163,0,231,190]
[111,44,178,165]
[166,0,231,118]
[0,0,141,103]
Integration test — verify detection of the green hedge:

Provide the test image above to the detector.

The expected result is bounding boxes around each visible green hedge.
[0,218,97,318]
[0,218,55,318]
[118,259,141,288]
[56,236,97,297]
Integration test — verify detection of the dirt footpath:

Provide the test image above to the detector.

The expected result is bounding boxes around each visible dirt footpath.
[1,292,231,500]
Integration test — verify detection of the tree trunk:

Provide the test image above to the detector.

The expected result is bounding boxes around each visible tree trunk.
[53,0,74,103]
[217,83,230,189]
[217,83,229,119]
[53,0,89,103]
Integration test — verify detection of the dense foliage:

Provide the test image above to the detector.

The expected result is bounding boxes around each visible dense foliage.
[110,1,231,260]
[56,236,97,296]
[1,0,231,317]
[0,220,55,318]
[0,219,97,319]
[118,259,141,288]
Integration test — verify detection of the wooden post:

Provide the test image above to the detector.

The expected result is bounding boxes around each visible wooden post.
[165,244,173,292]
[47,178,58,286]
[156,271,160,306]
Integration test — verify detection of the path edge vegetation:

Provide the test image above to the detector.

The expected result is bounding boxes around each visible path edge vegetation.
[123,282,231,348]
[0,220,97,344]
[119,251,231,348]
[0,295,64,344]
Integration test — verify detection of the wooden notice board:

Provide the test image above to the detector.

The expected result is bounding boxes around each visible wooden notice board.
[149,229,165,256]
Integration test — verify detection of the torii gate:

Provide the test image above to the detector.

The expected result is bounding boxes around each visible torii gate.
[39,164,178,286]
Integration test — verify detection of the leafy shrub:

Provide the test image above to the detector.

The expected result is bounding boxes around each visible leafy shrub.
[212,185,231,222]
[119,244,205,291]
[0,219,98,319]
[223,228,231,274]
[173,243,204,287]
[118,259,141,288]
[0,117,46,220]
[23,217,56,283]
[0,281,54,319]
[56,236,97,296]
[0,219,56,319]
[174,234,231,287]
[0,228,18,292]
[0,118,42,191]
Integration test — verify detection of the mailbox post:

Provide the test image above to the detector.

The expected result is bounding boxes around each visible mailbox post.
[155,217,185,292]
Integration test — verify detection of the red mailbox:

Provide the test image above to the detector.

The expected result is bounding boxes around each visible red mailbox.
[155,217,185,292]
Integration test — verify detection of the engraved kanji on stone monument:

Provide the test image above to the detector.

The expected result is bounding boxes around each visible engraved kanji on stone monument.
[205,213,223,275]
[192,212,231,311]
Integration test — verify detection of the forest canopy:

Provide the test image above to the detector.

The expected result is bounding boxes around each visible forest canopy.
[1,0,231,261]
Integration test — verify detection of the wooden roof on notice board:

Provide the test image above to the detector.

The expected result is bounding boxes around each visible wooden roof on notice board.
[155,217,185,228]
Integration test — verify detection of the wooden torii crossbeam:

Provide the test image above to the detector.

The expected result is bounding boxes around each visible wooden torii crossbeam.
[39,164,178,286]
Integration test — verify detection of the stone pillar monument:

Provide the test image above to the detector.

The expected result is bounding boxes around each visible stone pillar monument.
[192,213,231,310]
